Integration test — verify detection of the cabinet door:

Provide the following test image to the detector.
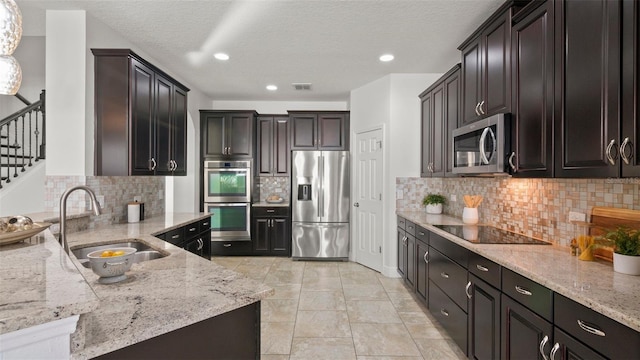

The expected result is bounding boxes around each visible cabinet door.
[228,113,254,157]
[444,69,460,176]
[183,237,204,258]
[461,38,482,126]
[431,83,446,177]
[171,87,188,176]
[415,240,429,303]
[155,75,173,175]
[273,117,290,175]
[317,113,348,150]
[397,228,407,277]
[468,275,501,360]
[130,58,155,175]
[622,0,640,177]
[203,113,226,157]
[482,11,511,117]
[290,114,317,149]
[405,234,416,289]
[256,117,273,176]
[553,328,607,360]
[252,217,270,253]
[271,217,290,255]
[501,294,553,360]
[512,1,554,177]
[420,92,433,177]
[555,0,620,177]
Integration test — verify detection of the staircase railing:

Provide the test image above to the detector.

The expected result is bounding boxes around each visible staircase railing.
[0,90,46,189]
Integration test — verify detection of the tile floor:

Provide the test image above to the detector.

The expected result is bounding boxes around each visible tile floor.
[211,256,467,360]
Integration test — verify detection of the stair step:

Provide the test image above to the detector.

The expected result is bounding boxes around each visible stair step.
[0,163,27,167]
[0,154,33,159]
[0,144,21,149]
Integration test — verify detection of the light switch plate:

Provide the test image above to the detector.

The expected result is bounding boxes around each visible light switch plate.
[450,194,457,202]
[133,195,142,202]
[158,190,164,200]
[568,211,586,222]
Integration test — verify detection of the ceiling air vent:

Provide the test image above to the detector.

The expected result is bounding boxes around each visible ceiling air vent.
[292,83,312,91]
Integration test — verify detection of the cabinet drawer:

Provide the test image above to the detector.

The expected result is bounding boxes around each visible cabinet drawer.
[468,252,501,289]
[429,279,468,355]
[164,227,185,246]
[502,268,552,321]
[199,217,211,233]
[253,206,289,217]
[430,231,469,267]
[397,216,406,230]
[415,225,429,244]
[211,240,253,255]
[184,221,200,238]
[429,248,468,311]
[554,293,640,360]
[405,220,416,236]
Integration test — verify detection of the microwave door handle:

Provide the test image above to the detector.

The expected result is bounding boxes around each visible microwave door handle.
[479,127,491,164]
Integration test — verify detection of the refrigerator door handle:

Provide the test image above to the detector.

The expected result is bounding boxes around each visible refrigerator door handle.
[318,155,323,218]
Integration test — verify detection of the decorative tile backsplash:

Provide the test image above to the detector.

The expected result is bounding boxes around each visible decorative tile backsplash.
[255,176,290,202]
[44,176,165,228]
[396,177,640,247]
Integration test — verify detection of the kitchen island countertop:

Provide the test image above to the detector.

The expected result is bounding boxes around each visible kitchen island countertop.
[397,210,640,333]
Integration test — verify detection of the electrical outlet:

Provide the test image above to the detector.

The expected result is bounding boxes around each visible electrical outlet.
[450,194,457,202]
[568,211,586,222]
[133,195,142,202]
[158,190,164,200]
[396,190,403,199]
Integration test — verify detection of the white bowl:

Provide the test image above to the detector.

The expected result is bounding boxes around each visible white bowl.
[87,247,137,283]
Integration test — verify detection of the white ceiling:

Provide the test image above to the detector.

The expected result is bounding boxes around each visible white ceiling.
[17,0,503,101]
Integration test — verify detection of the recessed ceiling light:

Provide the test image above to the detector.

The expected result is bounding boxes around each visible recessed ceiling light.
[379,54,394,62]
[266,85,278,91]
[214,53,229,61]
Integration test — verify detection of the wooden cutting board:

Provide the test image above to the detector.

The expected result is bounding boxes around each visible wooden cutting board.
[588,207,640,262]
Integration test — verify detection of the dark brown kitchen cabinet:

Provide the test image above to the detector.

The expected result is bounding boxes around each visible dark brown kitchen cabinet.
[510,0,555,178]
[397,227,407,279]
[621,0,640,177]
[155,218,211,260]
[554,0,621,177]
[468,274,501,360]
[405,233,416,289]
[93,49,189,176]
[289,111,349,150]
[257,115,289,176]
[552,328,607,360]
[415,238,429,303]
[420,65,460,178]
[252,206,290,256]
[429,279,468,355]
[501,294,553,360]
[201,111,256,159]
[459,3,517,125]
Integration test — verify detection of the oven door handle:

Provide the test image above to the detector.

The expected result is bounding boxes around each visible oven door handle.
[210,203,248,207]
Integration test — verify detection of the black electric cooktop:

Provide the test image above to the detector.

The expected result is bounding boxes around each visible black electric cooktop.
[433,225,551,245]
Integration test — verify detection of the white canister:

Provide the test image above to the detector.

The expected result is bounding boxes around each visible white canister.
[127,202,141,223]
[462,207,479,225]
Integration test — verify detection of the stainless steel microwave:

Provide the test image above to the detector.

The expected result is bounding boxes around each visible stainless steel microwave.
[452,113,512,175]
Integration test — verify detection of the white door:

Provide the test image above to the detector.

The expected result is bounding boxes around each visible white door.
[353,128,383,271]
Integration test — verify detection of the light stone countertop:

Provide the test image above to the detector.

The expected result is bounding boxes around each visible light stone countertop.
[2,212,274,359]
[252,201,290,207]
[397,210,640,333]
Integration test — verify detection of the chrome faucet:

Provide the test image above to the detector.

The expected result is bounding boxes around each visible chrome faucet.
[59,186,102,254]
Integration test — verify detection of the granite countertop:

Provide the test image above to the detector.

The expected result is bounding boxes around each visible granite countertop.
[1,212,274,359]
[397,210,640,333]
[252,201,290,207]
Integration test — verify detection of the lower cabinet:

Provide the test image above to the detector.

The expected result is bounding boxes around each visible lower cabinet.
[468,274,501,360]
[429,280,468,354]
[553,328,607,360]
[501,294,552,360]
[415,239,429,302]
[155,218,211,260]
[405,233,416,289]
[252,206,290,256]
[397,228,407,278]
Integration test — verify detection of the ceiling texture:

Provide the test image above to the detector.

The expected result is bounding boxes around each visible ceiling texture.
[18,0,502,101]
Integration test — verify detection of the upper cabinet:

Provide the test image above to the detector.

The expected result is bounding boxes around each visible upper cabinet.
[458,2,521,126]
[200,111,257,159]
[257,115,290,176]
[554,0,621,177]
[289,111,350,150]
[420,65,460,178]
[93,49,189,176]
[621,0,640,177]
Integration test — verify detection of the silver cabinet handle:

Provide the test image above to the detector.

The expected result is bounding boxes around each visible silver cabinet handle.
[418,231,425,236]
[475,102,480,116]
[266,209,275,213]
[423,250,429,263]
[202,222,209,226]
[223,243,232,247]
[465,281,472,299]
[620,137,632,165]
[197,238,203,251]
[550,343,560,360]
[508,152,516,172]
[515,285,532,296]
[479,100,485,115]
[539,335,550,360]
[171,234,180,239]
[440,309,449,317]
[172,160,178,171]
[228,146,231,154]
[189,227,197,232]
[605,139,617,165]
[476,264,489,272]
[149,157,157,171]
[440,272,449,279]
[577,320,606,337]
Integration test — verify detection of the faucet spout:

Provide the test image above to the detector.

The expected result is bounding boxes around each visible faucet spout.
[59,186,102,254]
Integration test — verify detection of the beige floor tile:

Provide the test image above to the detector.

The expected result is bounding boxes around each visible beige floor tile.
[343,284,389,301]
[273,259,306,271]
[351,323,421,357]
[377,277,409,293]
[261,322,295,355]
[269,284,302,300]
[236,264,272,281]
[290,338,356,360]
[340,271,382,285]
[304,266,341,278]
[301,276,343,291]
[398,312,448,340]
[265,269,305,285]
[346,300,402,324]
[299,290,346,310]
[210,256,242,269]
[356,357,423,360]
[261,355,290,360]
[304,261,340,268]
[241,257,278,266]
[262,299,299,322]
[293,310,351,338]
[413,338,466,360]
[386,292,424,312]
[338,262,377,274]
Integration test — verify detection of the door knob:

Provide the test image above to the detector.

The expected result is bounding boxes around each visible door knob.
[353,203,359,207]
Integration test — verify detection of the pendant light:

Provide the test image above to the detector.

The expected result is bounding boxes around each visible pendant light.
[0,0,22,95]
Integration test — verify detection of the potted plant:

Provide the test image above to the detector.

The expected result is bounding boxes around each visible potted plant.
[604,226,640,275]
[422,194,446,214]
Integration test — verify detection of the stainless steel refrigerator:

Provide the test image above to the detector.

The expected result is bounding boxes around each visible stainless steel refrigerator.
[291,151,350,259]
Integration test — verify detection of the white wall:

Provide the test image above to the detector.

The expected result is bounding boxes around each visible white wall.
[0,162,46,216]
[350,73,441,277]
[210,100,349,113]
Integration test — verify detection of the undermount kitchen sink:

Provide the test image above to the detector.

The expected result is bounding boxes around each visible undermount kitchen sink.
[71,240,168,268]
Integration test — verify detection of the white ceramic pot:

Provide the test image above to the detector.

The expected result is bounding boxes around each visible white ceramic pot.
[462,207,479,225]
[613,253,640,275]
[425,204,442,214]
